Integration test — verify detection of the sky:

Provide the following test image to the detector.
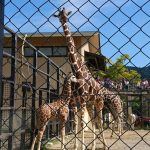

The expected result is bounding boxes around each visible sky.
[4,0,150,68]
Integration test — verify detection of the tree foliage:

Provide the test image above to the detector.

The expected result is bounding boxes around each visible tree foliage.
[96,54,141,83]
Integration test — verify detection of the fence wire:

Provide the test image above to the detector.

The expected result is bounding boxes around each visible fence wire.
[0,0,150,150]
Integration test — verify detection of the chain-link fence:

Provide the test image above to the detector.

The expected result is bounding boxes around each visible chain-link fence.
[0,0,150,150]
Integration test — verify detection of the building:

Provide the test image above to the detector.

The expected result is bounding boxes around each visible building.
[3,31,106,134]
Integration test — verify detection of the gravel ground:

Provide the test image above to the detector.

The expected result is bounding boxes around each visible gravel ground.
[43,129,150,150]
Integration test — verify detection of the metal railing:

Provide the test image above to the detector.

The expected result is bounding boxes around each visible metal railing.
[0,24,68,149]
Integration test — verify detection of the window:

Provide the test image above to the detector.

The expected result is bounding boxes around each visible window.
[4,46,68,57]
[24,47,34,56]
[24,46,68,57]
[38,47,52,56]
[53,47,67,56]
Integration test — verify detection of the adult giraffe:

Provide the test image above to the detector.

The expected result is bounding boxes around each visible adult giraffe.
[54,8,107,150]
[54,7,123,149]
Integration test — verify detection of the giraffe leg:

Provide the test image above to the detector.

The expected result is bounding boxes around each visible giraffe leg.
[87,105,96,150]
[118,114,123,136]
[121,114,124,134]
[36,126,46,150]
[95,105,107,150]
[118,118,121,136]
[60,123,65,150]
[30,134,37,150]
[109,114,113,137]
[73,106,78,150]
[80,101,86,150]
[110,120,116,137]
[61,107,70,150]
[111,117,122,137]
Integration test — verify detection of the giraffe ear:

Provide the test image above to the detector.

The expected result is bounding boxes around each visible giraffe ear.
[53,14,59,17]
[67,11,72,16]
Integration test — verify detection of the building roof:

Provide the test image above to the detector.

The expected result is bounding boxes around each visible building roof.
[4,31,99,37]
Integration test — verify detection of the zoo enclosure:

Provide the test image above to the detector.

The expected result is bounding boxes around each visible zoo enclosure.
[0,0,150,149]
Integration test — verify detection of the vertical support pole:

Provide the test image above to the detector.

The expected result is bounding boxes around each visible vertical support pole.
[127,94,133,129]
[0,82,4,149]
[0,0,4,100]
[57,68,60,95]
[47,59,51,103]
[20,85,27,149]
[0,2,4,146]
[8,34,17,150]
[56,68,60,137]
[148,100,150,117]
[0,2,4,148]
[140,93,143,128]
[45,59,51,139]
[39,90,42,106]
[126,94,129,125]
[128,95,132,115]
[31,49,37,145]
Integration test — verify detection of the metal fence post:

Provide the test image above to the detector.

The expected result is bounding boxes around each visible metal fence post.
[20,85,27,149]
[140,94,143,128]
[31,49,37,145]
[57,68,60,95]
[0,0,4,106]
[0,1,4,148]
[45,59,51,139]
[8,34,17,150]
[47,59,51,103]
[39,90,42,106]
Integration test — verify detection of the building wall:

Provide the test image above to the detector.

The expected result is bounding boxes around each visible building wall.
[3,33,100,131]
[4,34,100,87]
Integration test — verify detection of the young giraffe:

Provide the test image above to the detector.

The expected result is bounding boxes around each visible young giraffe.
[54,7,124,149]
[30,73,78,150]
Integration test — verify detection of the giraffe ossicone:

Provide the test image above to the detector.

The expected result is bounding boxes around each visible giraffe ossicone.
[53,7,72,22]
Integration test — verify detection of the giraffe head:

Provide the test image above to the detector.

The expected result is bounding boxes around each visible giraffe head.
[65,72,77,83]
[53,7,72,23]
[62,72,77,98]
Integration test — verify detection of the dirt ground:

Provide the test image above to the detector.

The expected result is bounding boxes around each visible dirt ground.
[43,129,150,150]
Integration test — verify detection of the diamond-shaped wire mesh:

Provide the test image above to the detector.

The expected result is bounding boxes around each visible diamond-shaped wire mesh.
[0,0,150,149]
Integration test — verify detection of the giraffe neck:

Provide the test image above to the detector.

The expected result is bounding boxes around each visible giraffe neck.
[62,22,84,77]
[61,21,102,90]
[61,79,72,98]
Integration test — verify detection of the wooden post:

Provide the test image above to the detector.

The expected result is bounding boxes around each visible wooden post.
[140,94,143,128]
[128,95,132,115]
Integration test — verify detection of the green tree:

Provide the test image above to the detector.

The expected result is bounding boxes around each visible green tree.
[96,54,141,83]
